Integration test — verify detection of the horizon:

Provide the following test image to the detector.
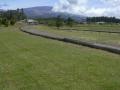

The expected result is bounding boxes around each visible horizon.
[0,0,120,18]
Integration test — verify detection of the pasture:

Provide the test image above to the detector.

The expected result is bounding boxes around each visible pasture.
[0,25,120,90]
[34,24,120,47]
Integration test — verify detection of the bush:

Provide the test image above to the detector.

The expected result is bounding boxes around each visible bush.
[56,16,63,29]
[10,20,16,25]
[2,18,9,27]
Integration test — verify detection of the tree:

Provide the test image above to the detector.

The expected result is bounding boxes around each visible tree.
[87,16,120,23]
[56,15,63,29]
[66,17,74,27]
[2,18,9,27]
[20,8,26,20]
[0,12,1,25]
[0,8,27,26]
[10,19,16,25]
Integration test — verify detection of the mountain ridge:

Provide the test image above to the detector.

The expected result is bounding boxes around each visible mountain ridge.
[23,6,86,22]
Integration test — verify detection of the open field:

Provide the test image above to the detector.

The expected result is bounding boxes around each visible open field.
[75,24,120,31]
[0,26,120,90]
[33,24,120,47]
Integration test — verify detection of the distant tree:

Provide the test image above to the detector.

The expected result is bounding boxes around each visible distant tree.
[16,8,21,20]
[0,18,2,25]
[10,19,16,25]
[0,8,27,26]
[66,17,74,27]
[20,8,26,20]
[2,18,9,27]
[87,16,120,23]
[56,15,63,29]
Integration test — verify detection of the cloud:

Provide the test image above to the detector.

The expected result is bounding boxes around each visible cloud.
[52,0,120,17]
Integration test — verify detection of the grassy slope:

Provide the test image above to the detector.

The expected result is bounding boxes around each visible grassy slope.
[0,26,120,90]
[34,25,120,46]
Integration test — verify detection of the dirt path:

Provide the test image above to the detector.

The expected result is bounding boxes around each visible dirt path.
[20,26,120,54]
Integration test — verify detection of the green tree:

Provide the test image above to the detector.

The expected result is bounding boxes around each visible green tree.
[2,18,9,27]
[56,15,63,29]
[0,12,1,25]
[0,9,27,26]
[66,17,74,27]
[20,8,26,20]
[10,19,16,25]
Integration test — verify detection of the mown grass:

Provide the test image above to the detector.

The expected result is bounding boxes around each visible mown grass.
[34,24,120,47]
[0,26,120,90]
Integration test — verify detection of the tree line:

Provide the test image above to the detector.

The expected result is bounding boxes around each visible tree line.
[37,16,75,29]
[87,16,120,23]
[0,8,26,27]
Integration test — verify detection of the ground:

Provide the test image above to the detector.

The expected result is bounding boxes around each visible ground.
[0,25,120,90]
[33,24,120,47]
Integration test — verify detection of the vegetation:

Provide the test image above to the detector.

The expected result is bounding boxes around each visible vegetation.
[66,17,74,27]
[87,16,120,23]
[34,24,120,47]
[36,16,120,27]
[36,16,76,28]
[0,8,26,26]
[0,7,120,90]
[55,16,63,29]
[36,18,57,26]
[0,26,120,90]
[1,18,9,27]
[10,19,16,25]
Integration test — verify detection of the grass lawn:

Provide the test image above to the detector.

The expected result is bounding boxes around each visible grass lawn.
[0,26,120,90]
[33,24,120,47]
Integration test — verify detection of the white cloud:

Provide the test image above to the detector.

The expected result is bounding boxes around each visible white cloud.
[52,0,120,17]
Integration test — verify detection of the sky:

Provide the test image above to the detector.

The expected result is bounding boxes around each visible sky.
[0,0,120,17]
[0,0,58,9]
[53,0,120,18]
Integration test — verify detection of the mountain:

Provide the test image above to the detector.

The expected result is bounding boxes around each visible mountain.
[23,6,86,22]
[0,9,4,11]
[24,6,53,18]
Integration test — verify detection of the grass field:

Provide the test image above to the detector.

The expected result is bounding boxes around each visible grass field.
[0,26,120,90]
[75,24,120,31]
[33,24,120,47]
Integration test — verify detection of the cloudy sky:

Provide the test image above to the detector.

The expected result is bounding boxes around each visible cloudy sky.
[0,0,120,17]
[53,0,120,18]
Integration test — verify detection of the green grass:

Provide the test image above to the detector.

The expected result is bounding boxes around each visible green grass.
[75,24,120,31]
[0,26,120,90]
[33,24,120,47]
